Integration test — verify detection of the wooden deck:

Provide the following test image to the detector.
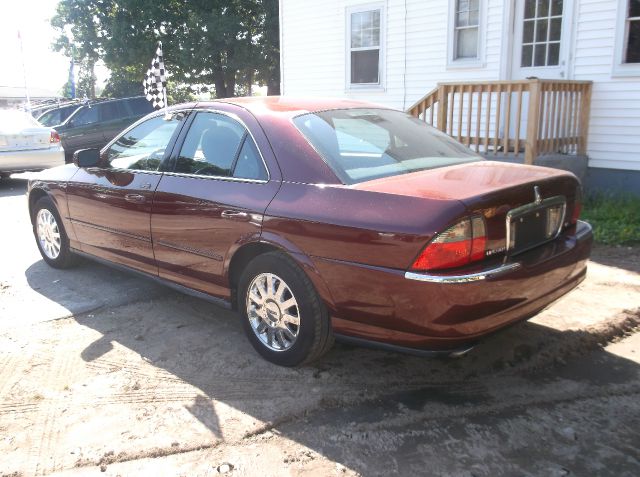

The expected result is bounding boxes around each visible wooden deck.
[407,79,592,165]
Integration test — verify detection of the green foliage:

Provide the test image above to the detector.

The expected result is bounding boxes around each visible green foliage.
[101,68,144,98]
[582,193,640,245]
[51,0,280,99]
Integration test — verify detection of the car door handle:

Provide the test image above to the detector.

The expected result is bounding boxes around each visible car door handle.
[124,193,146,204]
[221,210,249,221]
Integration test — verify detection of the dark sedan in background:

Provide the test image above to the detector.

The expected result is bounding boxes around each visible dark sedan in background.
[27,97,592,366]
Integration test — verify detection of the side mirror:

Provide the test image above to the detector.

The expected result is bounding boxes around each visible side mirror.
[73,148,101,168]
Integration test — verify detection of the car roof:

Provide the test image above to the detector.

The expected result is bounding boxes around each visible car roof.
[196,96,391,119]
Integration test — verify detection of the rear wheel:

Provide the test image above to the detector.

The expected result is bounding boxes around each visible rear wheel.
[32,196,78,269]
[238,252,333,366]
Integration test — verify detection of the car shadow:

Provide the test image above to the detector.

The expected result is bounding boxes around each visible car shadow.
[0,177,28,198]
[23,258,640,475]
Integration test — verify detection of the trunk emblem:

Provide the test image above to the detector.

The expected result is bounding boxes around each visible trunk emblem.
[534,186,542,205]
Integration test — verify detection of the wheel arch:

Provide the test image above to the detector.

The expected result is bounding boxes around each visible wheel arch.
[226,236,337,313]
[28,187,50,223]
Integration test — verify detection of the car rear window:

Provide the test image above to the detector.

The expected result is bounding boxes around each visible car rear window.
[293,108,480,184]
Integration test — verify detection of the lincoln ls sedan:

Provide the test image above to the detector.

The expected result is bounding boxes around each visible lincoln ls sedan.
[27,97,593,366]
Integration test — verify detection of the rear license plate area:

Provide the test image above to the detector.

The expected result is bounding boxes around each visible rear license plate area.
[507,197,566,255]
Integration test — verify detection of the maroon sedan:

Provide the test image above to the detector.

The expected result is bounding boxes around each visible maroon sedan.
[27,97,592,366]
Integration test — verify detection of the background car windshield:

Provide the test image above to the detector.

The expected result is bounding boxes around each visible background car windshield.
[293,108,480,184]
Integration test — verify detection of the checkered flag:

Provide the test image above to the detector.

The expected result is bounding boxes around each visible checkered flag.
[143,42,167,109]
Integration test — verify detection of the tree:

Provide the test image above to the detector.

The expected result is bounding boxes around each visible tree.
[51,0,104,98]
[51,0,280,99]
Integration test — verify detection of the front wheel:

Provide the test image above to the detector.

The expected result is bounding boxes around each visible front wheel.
[32,196,78,269]
[238,252,333,366]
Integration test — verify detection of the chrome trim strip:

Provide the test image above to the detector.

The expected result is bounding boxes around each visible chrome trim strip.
[161,171,269,184]
[156,239,223,261]
[405,262,522,284]
[69,218,151,242]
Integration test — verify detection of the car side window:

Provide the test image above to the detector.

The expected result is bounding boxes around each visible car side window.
[106,113,183,171]
[175,112,267,180]
[126,97,154,116]
[175,113,244,177]
[233,136,268,180]
[71,106,99,127]
[101,101,127,122]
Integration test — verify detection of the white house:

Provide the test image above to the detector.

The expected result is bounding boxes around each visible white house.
[279,0,640,193]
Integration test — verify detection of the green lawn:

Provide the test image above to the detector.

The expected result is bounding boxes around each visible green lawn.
[582,193,640,245]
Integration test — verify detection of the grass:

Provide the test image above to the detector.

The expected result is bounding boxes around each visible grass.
[582,193,640,246]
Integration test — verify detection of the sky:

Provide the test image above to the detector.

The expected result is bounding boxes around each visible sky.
[0,0,108,95]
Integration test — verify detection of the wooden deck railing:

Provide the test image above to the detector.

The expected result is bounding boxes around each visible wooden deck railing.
[407,79,592,164]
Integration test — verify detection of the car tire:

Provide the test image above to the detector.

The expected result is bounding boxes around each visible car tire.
[238,251,334,366]
[32,196,79,269]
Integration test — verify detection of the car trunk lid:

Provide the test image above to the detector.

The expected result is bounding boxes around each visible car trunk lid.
[0,127,52,152]
[352,161,581,264]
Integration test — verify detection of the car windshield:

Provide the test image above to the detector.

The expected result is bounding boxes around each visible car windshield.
[293,108,480,184]
[0,110,41,132]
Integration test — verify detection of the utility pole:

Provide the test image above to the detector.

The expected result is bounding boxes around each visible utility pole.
[18,30,31,112]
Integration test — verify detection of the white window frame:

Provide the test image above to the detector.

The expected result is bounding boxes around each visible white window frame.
[613,0,640,76]
[447,0,487,69]
[346,2,386,90]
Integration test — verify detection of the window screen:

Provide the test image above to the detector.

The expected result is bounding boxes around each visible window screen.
[454,0,480,59]
[349,9,381,85]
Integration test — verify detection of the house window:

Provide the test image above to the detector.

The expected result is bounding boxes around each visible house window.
[520,0,564,67]
[348,5,384,87]
[625,0,640,63]
[454,0,480,59]
[614,0,640,75]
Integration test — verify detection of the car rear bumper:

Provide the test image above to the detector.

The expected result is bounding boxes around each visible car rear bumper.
[0,146,65,173]
[317,220,593,352]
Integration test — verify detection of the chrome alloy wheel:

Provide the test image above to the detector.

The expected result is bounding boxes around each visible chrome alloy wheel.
[246,272,300,352]
[36,209,61,260]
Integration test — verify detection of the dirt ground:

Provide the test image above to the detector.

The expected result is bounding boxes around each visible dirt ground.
[0,177,639,477]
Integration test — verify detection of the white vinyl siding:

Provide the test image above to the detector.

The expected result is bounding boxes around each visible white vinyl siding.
[572,0,640,171]
[281,0,640,172]
[280,0,502,108]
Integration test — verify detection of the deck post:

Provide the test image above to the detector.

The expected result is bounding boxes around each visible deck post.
[436,85,448,132]
[524,79,542,165]
[578,82,593,155]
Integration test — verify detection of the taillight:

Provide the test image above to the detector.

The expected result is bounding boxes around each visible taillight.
[411,216,487,271]
[50,131,60,144]
[570,200,581,225]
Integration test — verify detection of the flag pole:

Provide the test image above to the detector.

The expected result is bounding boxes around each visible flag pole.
[18,30,31,112]
[160,41,169,119]
[163,85,169,119]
